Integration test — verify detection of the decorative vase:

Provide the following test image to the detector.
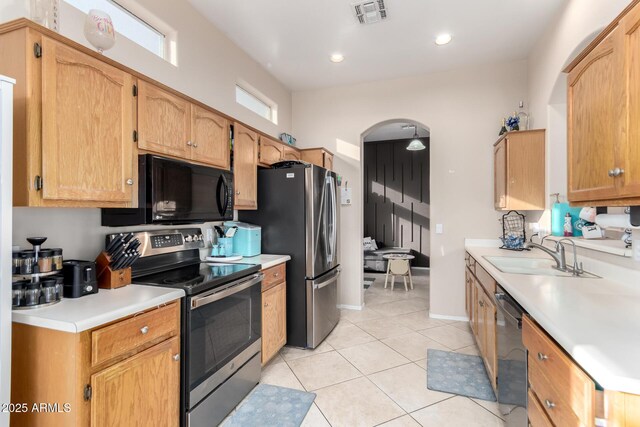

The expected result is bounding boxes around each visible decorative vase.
[84,9,116,53]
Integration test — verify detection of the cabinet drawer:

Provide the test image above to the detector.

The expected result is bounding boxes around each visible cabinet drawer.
[528,388,554,427]
[523,316,595,426]
[92,302,180,367]
[262,263,286,292]
[474,263,496,294]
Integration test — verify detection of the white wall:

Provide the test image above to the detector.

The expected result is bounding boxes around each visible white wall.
[293,60,528,316]
[4,0,293,256]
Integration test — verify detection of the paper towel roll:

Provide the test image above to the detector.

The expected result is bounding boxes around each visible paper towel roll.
[595,214,633,229]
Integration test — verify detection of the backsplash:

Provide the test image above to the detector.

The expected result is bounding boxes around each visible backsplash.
[12,208,226,260]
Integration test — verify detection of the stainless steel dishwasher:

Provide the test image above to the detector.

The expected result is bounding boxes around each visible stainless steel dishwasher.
[494,285,527,426]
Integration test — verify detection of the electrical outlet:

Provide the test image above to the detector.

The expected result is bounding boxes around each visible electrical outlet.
[435,224,444,234]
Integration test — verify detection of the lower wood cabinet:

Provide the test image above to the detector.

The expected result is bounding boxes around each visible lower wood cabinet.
[465,253,498,391]
[261,262,287,365]
[10,302,181,427]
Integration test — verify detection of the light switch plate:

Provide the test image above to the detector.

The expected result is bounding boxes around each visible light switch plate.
[435,224,443,234]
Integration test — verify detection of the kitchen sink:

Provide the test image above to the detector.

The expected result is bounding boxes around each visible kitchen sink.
[483,256,600,278]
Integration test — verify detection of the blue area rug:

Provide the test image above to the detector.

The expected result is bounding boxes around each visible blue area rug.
[221,384,316,427]
[426,349,496,401]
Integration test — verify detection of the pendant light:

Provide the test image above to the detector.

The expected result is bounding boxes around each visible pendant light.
[406,125,426,151]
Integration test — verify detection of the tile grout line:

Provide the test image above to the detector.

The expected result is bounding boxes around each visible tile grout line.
[467,396,506,421]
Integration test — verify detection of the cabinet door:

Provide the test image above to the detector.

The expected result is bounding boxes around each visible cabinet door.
[301,149,324,168]
[483,293,497,390]
[323,152,333,171]
[494,139,507,210]
[233,123,258,209]
[259,137,284,166]
[567,28,624,202]
[620,6,640,197]
[91,337,180,427]
[191,105,230,169]
[138,81,191,159]
[283,146,301,161]
[465,268,472,318]
[261,282,286,364]
[41,37,135,203]
[471,280,480,341]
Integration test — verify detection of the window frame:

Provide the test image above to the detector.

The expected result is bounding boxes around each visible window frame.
[235,82,278,124]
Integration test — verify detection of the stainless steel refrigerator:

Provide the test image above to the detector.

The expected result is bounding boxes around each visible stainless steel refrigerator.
[240,163,340,348]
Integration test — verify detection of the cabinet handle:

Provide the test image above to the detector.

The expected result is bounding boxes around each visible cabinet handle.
[264,302,269,308]
[126,179,134,185]
[140,326,149,335]
[187,141,192,146]
[236,190,241,195]
[173,354,180,361]
[544,399,555,409]
[608,168,625,177]
[537,352,548,361]
[273,272,279,277]
[193,143,198,148]
[479,300,484,307]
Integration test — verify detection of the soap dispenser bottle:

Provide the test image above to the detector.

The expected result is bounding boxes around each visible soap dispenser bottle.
[564,212,574,236]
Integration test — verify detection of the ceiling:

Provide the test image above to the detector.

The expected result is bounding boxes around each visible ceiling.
[364,122,429,142]
[188,0,567,91]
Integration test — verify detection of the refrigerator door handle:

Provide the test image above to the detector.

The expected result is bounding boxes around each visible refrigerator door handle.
[330,176,337,262]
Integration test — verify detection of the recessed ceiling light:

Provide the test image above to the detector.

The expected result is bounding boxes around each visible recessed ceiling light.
[330,53,345,63]
[435,34,452,46]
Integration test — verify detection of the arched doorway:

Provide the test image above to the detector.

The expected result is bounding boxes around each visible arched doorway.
[359,119,431,310]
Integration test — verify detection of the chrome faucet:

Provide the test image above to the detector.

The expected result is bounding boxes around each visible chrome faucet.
[557,238,584,276]
[524,239,567,271]
[524,235,584,276]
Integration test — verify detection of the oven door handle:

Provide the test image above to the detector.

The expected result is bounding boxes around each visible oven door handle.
[191,273,263,310]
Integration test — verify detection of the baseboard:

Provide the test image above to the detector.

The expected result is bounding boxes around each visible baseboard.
[429,313,468,322]
[337,304,363,311]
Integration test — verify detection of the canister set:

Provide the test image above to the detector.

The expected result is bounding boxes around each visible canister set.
[12,237,64,309]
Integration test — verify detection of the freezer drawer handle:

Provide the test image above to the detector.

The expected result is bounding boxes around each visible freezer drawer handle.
[314,268,341,290]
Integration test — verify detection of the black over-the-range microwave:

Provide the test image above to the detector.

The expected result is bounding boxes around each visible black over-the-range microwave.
[102,154,234,227]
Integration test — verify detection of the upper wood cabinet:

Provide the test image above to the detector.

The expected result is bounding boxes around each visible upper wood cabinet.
[283,145,302,161]
[233,123,259,210]
[191,105,230,170]
[138,81,191,159]
[0,29,137,207]
[301,148,334,170]
[493,130,545,211]
[567,29,623,202]
[565,0,640,205]
[138,82,230,170]
[258,136,284,166]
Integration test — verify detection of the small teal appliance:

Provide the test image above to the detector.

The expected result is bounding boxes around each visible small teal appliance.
[223,221,261,257]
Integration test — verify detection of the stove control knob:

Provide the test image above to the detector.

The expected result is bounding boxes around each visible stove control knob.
[185,235,193,242]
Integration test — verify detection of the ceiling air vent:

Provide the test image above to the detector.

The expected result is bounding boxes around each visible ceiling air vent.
[352,0,387,25]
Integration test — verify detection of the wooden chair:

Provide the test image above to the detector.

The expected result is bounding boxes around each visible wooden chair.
[384,258,414,291]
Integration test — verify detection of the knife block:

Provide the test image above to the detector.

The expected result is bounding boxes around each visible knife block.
[95,252,131,289]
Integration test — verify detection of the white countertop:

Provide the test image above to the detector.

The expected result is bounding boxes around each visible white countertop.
[214,254,291,270]
[12,285,185,333]
[465,239,640,394]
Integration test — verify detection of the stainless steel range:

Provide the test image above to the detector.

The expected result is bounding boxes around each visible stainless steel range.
[107,228,262,427]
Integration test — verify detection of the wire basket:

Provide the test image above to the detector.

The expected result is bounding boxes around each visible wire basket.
[500,210,527,251]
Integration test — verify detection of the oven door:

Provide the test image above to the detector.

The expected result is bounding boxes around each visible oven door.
[187,273,262,409]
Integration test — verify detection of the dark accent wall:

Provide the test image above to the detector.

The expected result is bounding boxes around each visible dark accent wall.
[364,138,430,267]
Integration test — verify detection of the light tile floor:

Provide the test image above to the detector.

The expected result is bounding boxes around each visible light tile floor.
[255,271,505,426]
